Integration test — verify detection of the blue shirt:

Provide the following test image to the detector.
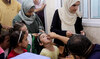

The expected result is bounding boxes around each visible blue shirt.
[88,44,100,59]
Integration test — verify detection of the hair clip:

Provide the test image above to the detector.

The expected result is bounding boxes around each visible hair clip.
[18,31,22,43]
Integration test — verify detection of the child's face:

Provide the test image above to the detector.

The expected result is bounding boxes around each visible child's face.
[2,35,10,50]
[20,33,29,48]
[39,33,52,45]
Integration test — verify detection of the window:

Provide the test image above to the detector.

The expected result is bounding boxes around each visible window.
[55,0,62,9]
[82,0,100,19]
[82,0,100,27]
[91,0,100,18]
[61,0,100,27]
[82,0,88,18]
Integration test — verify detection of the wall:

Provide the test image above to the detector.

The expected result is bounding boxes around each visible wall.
[83,20,100,44]
[44,0,55,33]
[44,0,61,33]
[83,26,100,44]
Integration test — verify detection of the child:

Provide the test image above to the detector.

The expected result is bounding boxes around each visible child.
[13,22,28,35]
[38,33,59,59]
[13,22,37,53]
[0,30,10,59]
[7,30,28,59]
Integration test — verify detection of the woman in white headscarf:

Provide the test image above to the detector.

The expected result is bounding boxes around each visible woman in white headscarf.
[50,0,85,56]
[13,0,44,34]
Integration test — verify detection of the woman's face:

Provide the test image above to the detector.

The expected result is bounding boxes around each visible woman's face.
[69,1,80,14]
[25,8,34,17]
[40,33,52,45]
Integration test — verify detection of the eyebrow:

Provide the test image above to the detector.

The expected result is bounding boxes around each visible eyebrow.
[72,4,80,6]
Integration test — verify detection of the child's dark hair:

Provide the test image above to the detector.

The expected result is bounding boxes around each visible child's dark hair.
[0,30,10,44]
[8,22,26,53]
[37,33,43,43]
[67,34,92,57]
[9,22,25,34]
[13,22,25,31]
[34,33,44,54]
[10,30,26,48]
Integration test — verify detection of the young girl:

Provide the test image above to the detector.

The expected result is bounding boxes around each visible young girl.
[13,22,38,54]
[38,33,59,59]
[0,30,10,59]
[7,30,28,59]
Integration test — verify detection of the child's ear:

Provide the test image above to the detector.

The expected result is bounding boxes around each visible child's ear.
[39,43,43,46]
[18,43,22,46]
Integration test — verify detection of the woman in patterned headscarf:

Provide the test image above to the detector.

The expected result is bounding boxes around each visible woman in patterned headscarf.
[13,0,44,35]
[50,0,85,57]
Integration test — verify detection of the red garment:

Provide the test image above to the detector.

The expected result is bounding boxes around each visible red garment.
[7,49,27,59]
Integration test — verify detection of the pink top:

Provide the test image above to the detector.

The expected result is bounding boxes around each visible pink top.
[0,47,4,54]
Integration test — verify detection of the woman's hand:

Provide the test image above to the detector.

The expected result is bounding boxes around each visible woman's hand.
[48,32,58,39]
[80,31,86,36]
[66,31,73,37]
[40,3,46,10]
[34,3,46,12]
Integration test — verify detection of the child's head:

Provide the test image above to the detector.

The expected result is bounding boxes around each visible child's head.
[13,22,28,34]
[67,34,92,57]
[0,30,10,50]
[38,33,52,46]
[10,30,28,49]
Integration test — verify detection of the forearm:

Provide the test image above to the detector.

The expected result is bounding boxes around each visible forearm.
[55,34,69,44]
[34,8,42,12]
[51,28,66,36]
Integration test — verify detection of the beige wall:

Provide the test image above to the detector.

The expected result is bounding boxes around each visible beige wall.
[84,26,100,44]
[44,0,56,33]
[44,0,61,33]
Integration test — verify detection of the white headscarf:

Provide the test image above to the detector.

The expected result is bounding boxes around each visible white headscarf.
[18,0,36,25]
[58,0,81,33]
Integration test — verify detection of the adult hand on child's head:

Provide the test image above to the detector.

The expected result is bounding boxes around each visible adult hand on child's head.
[80,31,86,36]
[66,31,73,37]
